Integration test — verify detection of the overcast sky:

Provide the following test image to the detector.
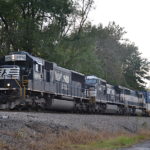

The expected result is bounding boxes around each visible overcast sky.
[89,0,150,87]
[89,0,150,61]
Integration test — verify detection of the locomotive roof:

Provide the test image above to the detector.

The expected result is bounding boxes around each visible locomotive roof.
[10,51,29,55]
[86,75,106,83]
[9,51,45,65]
[71,70,85,77]
[55,65,71,74]
[9,52,84,75]
[117,85,131,91]
[106,84,114,88]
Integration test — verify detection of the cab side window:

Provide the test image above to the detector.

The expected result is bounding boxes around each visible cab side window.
[35,64,41,72]
[46,71,50,82]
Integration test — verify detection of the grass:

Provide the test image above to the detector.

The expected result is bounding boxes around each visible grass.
[0,129,150,150]
[73,134,147,150]
[72,131,150,150]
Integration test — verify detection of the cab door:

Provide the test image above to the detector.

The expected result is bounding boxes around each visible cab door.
[33,63,44,91]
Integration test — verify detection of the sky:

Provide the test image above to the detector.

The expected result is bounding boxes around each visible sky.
[89,0,150,87]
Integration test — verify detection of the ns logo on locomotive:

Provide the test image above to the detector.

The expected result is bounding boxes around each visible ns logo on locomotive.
[0,51,150,116]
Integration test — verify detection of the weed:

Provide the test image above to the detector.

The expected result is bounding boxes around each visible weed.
[0,129,150,150]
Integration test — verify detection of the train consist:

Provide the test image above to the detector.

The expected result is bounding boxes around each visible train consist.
[0,51,150,115]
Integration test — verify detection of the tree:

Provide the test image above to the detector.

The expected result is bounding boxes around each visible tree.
[123,44,150,90]
[0,1,149,90]
[0,0,73,54]
[0,0,94,56]
[63,22,150,89]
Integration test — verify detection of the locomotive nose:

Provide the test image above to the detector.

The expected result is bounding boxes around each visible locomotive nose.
[0,65,20,88]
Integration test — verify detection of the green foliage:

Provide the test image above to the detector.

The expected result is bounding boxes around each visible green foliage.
[0,0,73,53]
[53,24,103,76]
[72,134,149,150]
[0,0,149,90]
[58,22,150,89]
[123,45,150,90]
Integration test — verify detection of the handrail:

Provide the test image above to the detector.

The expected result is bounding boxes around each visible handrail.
[14,79,22,97]
[21,75,28,98]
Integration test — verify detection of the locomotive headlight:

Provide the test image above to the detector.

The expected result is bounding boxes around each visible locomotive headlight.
[12,54,15,60]
[6,83,10,87]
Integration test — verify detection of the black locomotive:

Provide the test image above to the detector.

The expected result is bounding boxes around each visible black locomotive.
[0,51,150,115]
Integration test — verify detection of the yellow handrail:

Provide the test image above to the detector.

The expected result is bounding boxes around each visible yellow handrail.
[14,79,22,97]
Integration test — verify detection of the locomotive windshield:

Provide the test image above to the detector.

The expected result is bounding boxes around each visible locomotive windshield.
[85,79,97,85]
[2,60,32,77]
[4,61,26,68]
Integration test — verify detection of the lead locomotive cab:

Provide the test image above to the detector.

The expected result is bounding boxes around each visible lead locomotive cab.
[0,51,34,108]
[0,51,34,86]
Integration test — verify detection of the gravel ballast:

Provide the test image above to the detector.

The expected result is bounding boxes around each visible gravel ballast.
[0,111,150,133]
[0,111,150,149]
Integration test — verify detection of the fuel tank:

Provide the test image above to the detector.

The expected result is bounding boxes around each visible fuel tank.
[47,99,75,111]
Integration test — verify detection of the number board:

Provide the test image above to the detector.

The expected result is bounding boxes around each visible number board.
[5,54,26,62]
